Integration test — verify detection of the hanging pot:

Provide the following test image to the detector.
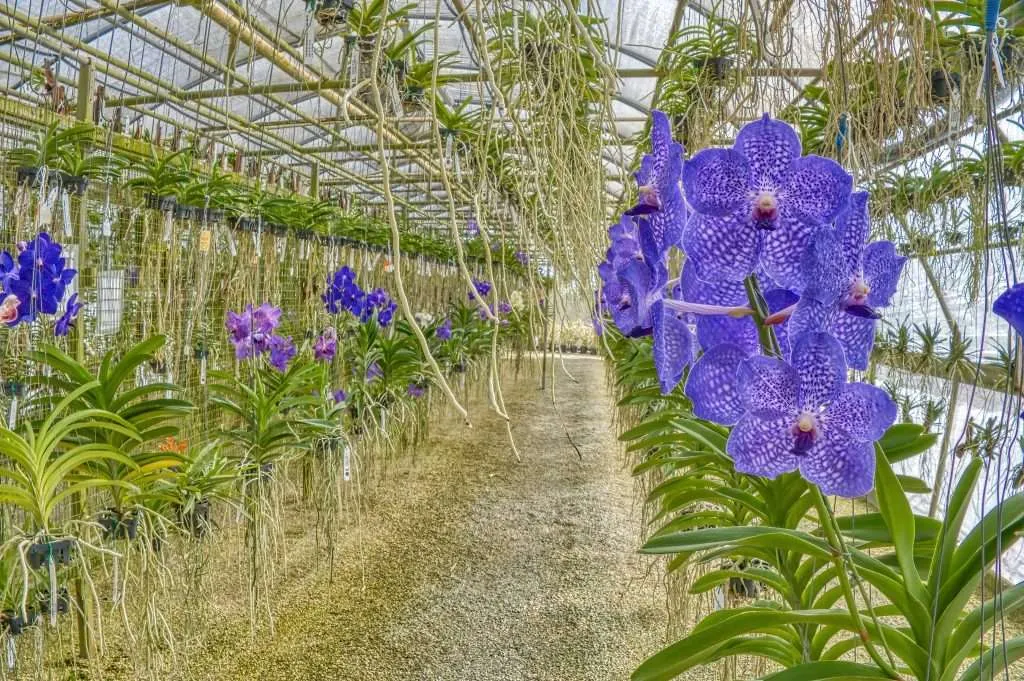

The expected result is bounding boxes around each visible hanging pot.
[178,498,212,539]
[314,0,355,27]
[26,539,74,570]
[34,589,69,616]
[693,56,732,82]
[1,609,37,636]
[930,68,961,102]
[98,508,139,541]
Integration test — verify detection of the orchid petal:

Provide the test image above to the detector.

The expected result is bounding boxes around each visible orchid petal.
[824,383,897,443]
[652,300,694,394]
[791,331,846,408]
[779,155,853,224]
[682,148,750,216]
[735,113,801,189]
[682,211,762,283]
[685,343,749,425]
[727,410,801,479]
[737,355,799,413]
[863,241,907,309]
[801,432,875,498]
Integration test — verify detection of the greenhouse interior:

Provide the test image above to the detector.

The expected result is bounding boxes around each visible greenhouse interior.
[1,0,1024,678]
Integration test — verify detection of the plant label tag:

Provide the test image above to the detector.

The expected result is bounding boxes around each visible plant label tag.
[101,212,113,238]
[199,230,212,252]
[61,192,72,236]
[162,212,173,244]
[7,395,17,429]
[225,227,237,257]
[5,635,14,669]
[343,444,351,481]
[166,372,174,400]
[199,356,207,385]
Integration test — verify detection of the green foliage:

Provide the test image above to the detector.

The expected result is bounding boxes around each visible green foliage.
[28,338,192,513]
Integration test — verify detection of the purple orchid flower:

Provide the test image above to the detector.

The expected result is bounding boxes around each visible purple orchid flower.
[407,383,426,398]
[366,362,382,382]
[498,301,512,315]
[627,110,687,258]
[324,266,366,317]
[681,114,852,287]
[332,388,348,403]
[5,233,77,324]
[469,278,492,300]
[995,283,1024,338]
[314,327,338,362]
[436,318,452,340]
[466,218,480,239]
[789,193,907,370]
[53,293,82,337]
[724,331,895,497]
[515,250,530,266]
[268,335,295,372]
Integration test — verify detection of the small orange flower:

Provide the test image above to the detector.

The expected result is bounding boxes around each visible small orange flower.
[158,436,188,454]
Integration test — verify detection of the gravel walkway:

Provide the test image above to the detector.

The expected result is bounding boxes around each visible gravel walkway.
[190,357,665,681]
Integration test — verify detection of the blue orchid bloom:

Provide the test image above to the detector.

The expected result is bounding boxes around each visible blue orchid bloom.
[789,192,907,370]
[681,114,852,287]
[725,332,896,497]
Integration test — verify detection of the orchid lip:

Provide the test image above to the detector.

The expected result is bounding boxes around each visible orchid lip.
[845,303,881,319]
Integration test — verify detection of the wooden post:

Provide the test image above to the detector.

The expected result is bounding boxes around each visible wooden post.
[310,161,319,200]
[72,59,93,661]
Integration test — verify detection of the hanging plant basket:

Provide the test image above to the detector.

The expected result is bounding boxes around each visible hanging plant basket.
[34,589,69,616]
[693,56,732,82]
[314,0,355,27]
[1,609,37,636]
[26,539,74,570]
[15,166,65,190]
[145,193,177,212]
[98,508,139,541]
[178,498,212,539]
[930,69,961,102]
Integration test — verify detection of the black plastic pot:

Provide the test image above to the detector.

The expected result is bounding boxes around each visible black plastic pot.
[174,204,196,220]
[56,172,89,195]
[2,609,37,636]
[145,194,177,212]
[98,508,139,541]
[179,499,211,539]
[35,588,70,616]
[930,69,961,101]
[15,166,62,189]
[2,381,24,399]
[27,539,74,570]
[694,56,732,82]
[728,575,761,598]
[259,462,274,481]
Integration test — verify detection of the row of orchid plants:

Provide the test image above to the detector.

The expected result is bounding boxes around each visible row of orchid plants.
[0,249,530,651]
[598,111,1024,680]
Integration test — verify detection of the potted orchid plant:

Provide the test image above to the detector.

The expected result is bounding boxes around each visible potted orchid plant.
[598,110,1024,681]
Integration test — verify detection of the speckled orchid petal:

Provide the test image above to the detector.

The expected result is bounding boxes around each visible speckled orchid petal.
[685,343,749,425]
[735,113,801,189]
[761,211,821,291]
[800,433,875,497]
[681,148,750,216]
[737,355,800,413]
[790,331,846,409]
[779,155,853,224]
[995,283,1024,338]
[696,315,759,355]
[863,240,907,308]
[727,410,801,479]
[827,310,877,370]
[682,211,762,282]
[680,261,748,305]
[789,297,832,338]
[824,383,897,443]
[652,300,694,394]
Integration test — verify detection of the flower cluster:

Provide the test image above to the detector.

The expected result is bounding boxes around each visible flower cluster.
[436,318,452,340]
[225,303,295,372]
[407,383,426,398]
[0,232,80,335]
[313,327,337,362]
[323,266,398,328]
[597,111,908,497]
[469,278,492,300]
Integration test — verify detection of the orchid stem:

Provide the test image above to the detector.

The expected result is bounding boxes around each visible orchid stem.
[812,489,901,679]
[742,275,782,358]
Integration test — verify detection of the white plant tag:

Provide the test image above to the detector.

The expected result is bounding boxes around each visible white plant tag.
[101,209,113,237]
[162,211,173,244]
[343,444,351,481]
[7,395,17,429]
[61,192,72,237]
[6,635,14,669]
[165,372,174,400]
[199,356,207,385]
[226,227,237,257]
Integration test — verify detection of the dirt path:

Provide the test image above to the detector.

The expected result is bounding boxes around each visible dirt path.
[191,357,665,681]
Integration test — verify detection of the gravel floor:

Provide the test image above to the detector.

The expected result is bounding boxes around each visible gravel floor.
[186,357,666,681]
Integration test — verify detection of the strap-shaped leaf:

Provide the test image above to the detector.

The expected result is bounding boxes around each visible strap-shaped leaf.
[760,660,892,680]
[873,445,928,608]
